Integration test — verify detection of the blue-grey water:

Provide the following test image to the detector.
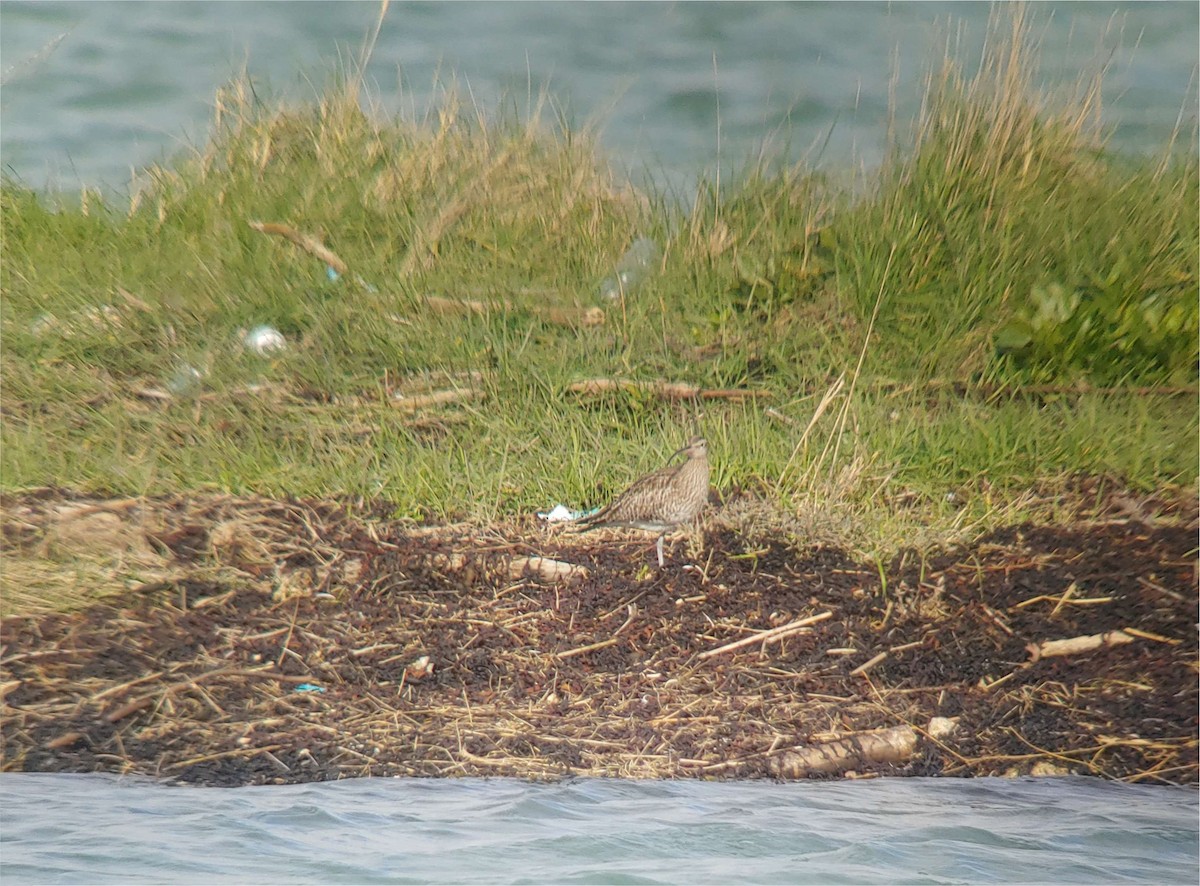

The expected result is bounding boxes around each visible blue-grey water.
[1,2,1197,197]
[1,774,1197,885]
[2,4,1199,883]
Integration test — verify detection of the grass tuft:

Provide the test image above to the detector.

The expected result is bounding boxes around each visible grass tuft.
[2,5,1196,567]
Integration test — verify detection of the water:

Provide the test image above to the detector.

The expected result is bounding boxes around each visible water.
[1,2,1197,196]
[1,7,1198,880]
[1,774,1196,884]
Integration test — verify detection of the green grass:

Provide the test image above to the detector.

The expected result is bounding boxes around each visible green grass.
[2,6,1196,559]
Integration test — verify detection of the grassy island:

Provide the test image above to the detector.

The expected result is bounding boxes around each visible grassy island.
[2,7,1196,785]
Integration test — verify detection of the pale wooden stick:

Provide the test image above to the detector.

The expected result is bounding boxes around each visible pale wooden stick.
[509,556,589,582]
[45,731,86,750]
[1026,630,1134,662]
[424,295,489,316]
[423,295,604,328]
[390,389,482,412]
[698,611,832,659]
[767,724,918,778]
[849,651,888,676]
[541,305,605,327]
[555,605,637,659]
[1014,593,1114,609]
[569,377,771,402]
[1121,627,1181,645]
[248,221,348,274]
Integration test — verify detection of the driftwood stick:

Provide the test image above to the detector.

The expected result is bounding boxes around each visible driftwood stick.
[509,556,589,582]
[422,295,604,328]
[849,651,888,676]
[1026,630,1135,662]
[555,605,637,659]
[45,731,87,750]
[698,611,832,659]
[248,221,348,275]
[541,305,605,327]
[103,695,154,723]
[768,724,919,778]
[868,378,1198,398]
[424,294,489,316]
[569,377,771,402]
[132,386,173,402]
[390,388,482,412]
[165,744,287,772]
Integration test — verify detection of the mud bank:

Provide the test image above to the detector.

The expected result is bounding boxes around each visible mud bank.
[2,492,1196,786]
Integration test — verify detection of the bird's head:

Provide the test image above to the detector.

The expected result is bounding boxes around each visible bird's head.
[674,436,708,460]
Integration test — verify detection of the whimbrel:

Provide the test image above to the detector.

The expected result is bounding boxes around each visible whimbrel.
[574,436,710,566]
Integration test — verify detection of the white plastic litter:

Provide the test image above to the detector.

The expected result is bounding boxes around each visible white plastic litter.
[538,504,596,523]
[598,237,659,300]
[166,363,204,395]
[243,325,286,355]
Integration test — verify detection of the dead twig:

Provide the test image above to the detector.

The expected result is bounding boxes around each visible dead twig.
[849,651,888,677]
[568,377,771,402]
[1120,627,1182,645]
[509,556,589,582]
[165,744,287,772]
[768,724,919,779]
[1026,630,1135,662]
[248,221,348,275]
[390,388,483,412]
[555,605,638,659]
[421,295,603,328]
[698,612,832,659]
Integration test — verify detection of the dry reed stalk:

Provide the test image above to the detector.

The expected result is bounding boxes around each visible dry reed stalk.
[1026,630,1136,662]
[778,374,844,487]
[248,221,348,274]
[1120,627,1181,645]
[389,388,482,412]
[698,611,832,659]
[421,295,604,328]
[804,244,896,493]
[555,605,638,659]
[864,379,1200,398]
[1014,592,1114,609]
[849,651,889,677]
[567,377,770,401]
[768,724,919,778]
[165,744,287,772]
[509,556,589,582]
[398,145,517,277]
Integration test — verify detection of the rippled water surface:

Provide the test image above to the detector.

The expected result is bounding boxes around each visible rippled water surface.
[2,2,1197,194]
[2,10,1197,876]
[2,774,1196,884]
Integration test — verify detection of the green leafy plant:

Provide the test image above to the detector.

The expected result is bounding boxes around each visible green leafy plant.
[997,276,1199,384]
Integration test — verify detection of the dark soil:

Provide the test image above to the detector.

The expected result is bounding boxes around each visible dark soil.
[1,491,1196,786]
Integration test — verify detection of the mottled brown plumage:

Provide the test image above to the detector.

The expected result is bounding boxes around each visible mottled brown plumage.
[575,436,710,565]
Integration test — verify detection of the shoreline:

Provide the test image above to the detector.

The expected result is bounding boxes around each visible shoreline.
[2,489,1195,787]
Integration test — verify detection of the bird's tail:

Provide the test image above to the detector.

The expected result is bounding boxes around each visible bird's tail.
[570,508,605,532]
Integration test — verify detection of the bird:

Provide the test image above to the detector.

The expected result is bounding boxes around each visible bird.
[574,436,710,566]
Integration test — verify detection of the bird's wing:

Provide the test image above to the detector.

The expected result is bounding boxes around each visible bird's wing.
[577,463,680,526]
